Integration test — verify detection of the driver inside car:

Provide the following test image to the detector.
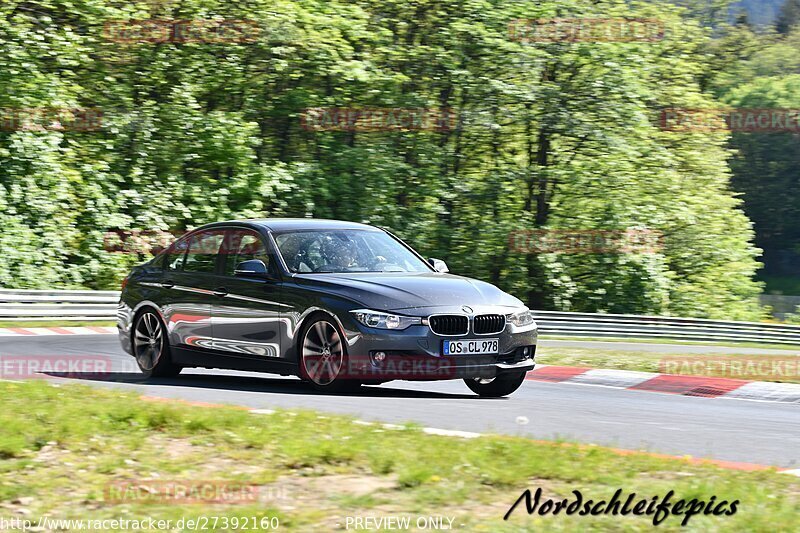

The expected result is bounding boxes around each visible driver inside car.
[319,235,360,272]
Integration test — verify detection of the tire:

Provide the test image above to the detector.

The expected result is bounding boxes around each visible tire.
[298,314,360,392]
[133,310,182,378]
[464,371,526,398]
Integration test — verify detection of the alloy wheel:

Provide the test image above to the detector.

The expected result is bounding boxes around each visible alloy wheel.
[134,312,164,371]
[301,320,344,386]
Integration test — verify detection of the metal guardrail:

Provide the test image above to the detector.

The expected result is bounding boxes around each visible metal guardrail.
[2,289,800,345]
[0,289,119,321]
[532,310,800,345]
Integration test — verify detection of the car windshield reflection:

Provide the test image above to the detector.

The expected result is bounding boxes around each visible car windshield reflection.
[273,230,432,274]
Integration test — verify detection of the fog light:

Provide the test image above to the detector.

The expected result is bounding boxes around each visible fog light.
[373,351,387,363]
[523,347,530,356]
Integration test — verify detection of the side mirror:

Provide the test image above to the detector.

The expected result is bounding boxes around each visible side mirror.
[428,258,449,273]
[234,259,270,278]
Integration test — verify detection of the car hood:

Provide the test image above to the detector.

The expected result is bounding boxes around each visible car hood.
[292,272,524,314]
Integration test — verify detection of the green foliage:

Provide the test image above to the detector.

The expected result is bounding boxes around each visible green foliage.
[702,25,800,310]
[783,305,800,324]
[0,0,768,318]
[776,0,800,34]
[2,380,799,530]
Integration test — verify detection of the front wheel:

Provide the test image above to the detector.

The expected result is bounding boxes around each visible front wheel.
[133,310,182,378]
[298,316,360,392]
[464,371,526,398]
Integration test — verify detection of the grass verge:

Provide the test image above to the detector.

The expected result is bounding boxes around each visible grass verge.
[0,381,797,531]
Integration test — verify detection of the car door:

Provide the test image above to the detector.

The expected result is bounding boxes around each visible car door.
[159,229,224,351]
[209,228,286,359]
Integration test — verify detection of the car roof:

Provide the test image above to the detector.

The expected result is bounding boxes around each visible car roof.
[197,218,383,233]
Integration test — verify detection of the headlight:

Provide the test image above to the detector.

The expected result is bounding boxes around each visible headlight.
[506,308,535,327]
[351,309,422,330]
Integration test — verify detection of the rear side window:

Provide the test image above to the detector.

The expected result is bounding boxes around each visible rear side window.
[183,230,225,273]
[150,251,165,269]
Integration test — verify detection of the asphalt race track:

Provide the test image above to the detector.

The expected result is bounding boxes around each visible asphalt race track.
[2,335,798,469]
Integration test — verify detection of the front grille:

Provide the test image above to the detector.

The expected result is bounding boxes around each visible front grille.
[429,315,468,336]
[473,314,506,334]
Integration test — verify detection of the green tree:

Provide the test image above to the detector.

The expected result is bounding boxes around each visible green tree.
[0,0,767,319]
[776,0,800,34]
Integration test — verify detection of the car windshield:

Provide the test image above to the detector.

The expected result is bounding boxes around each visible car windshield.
[273,229,432,274]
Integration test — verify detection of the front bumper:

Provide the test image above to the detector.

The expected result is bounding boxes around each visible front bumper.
[339,316,538,381]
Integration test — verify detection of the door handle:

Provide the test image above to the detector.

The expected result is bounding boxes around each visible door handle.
[212,287,228,297]
[160,281,175,289]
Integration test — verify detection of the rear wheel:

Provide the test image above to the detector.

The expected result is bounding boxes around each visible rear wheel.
[133,311,182,378]
[299,316,359,392]
[464,371,526,397]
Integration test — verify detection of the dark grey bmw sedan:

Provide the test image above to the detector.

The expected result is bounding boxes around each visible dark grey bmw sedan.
[118,219,537,397]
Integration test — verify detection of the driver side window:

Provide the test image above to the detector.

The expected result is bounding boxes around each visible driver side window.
[222,230,275,277]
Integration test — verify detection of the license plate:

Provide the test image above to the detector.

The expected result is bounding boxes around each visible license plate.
[443,338,499,355]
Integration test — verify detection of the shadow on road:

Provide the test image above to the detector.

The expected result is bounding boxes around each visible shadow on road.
[42,371,485,400]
